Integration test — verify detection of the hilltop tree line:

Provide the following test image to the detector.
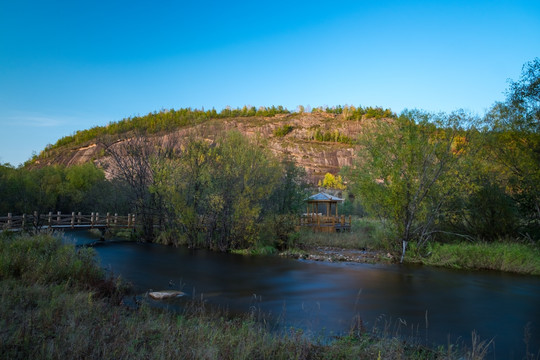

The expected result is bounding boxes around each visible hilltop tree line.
[40,106,291,157]
[34,105,395,165]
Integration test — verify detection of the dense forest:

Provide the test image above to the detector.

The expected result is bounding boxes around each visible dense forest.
[1,59,539,261]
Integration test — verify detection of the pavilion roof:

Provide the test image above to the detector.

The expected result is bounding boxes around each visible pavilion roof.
[306,192,344,202]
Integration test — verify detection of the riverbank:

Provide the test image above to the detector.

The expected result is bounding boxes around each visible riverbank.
[290,221,540,275]
[0,233,488,359]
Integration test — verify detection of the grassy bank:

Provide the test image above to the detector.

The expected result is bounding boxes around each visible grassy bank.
[290,217,540,275]
[0,232,487,359]
[408,241,540,275]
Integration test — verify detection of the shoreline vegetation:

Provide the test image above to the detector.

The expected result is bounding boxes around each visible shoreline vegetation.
[232,218,540,276]
[0,232,498,360]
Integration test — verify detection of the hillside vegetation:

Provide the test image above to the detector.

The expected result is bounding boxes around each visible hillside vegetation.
[32,105,394,165]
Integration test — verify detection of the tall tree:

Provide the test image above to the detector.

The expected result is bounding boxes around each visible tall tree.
[347,110,472,262]
[485,58,540,237]
[101,132,167,240]
[151,131,285,251]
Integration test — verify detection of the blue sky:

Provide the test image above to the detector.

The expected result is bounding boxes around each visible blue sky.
[1,0,539,166]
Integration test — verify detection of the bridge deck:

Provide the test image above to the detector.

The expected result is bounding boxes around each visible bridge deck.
[0,212,137,232]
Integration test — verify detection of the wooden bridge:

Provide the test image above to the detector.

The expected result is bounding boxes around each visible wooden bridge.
[0,211,137,232]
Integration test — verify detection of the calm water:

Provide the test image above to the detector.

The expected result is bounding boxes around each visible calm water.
[65,231,540,359]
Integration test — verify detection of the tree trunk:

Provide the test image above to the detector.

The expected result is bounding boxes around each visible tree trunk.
[400,240,408,264]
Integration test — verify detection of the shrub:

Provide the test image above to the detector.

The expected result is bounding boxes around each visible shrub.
[273,124,294,137]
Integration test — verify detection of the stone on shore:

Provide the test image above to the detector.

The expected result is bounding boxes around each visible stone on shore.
[148,290,185,300]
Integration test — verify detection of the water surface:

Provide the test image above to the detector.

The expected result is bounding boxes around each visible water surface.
[65,231,540,359]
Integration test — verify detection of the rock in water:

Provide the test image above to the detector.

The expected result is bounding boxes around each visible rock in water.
[148,290,185,300]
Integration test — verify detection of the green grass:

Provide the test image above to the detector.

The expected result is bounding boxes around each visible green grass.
[0,232,489,359]
[414,241,540,275]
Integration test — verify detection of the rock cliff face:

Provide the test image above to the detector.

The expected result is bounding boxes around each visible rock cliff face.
[36,113,376,184]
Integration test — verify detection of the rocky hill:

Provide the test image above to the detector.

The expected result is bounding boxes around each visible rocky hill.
[33,110,391,184]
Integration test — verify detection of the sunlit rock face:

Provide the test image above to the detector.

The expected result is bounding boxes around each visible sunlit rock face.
[38,112,386,185]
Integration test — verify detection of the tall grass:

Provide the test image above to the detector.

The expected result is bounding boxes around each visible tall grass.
[297,218,394,251]
[0,233,489,359]
[416,241,540,275]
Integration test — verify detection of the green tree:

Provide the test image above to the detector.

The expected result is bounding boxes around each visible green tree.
[484,58,540,237]
[347,110,472,262]
[260,158,308,249]
[151,131,285,251]
[208,132,281,250]
[151,138,214,247]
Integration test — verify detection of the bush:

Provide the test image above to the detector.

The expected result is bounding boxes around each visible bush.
[273,124,294,137]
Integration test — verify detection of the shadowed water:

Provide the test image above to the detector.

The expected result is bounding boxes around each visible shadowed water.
[65,231,540,359]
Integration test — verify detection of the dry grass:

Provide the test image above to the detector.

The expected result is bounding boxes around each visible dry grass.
[297,218,394,251]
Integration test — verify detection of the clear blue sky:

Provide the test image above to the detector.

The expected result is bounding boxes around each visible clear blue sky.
[1,0,539,166]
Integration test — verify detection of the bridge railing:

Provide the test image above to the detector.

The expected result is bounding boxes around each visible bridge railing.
[0,212,138,231]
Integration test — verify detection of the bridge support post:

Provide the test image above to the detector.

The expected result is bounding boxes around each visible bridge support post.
[71,212,75,229]
[91,212,95,228]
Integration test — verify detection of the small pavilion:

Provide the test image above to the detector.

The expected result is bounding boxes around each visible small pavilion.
[301,192,351,232]
[306,192,343,217]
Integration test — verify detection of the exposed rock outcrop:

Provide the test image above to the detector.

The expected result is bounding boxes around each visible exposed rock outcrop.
[36,113,380,184]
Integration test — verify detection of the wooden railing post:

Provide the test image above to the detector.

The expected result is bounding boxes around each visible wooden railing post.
[48,212,52,227]
[106,212,110,227]
[33,211,38,228]
[96,212,100,225]
[127,213,131,228]
[341,215,345,226]
[114,213,118,227]
[71,212,75,228]
[78,212,82,225]
[57,211,61,225]
[22,214,26,229]
[91,212,95,228]
[132,214,136,228]
[7,213,12,229]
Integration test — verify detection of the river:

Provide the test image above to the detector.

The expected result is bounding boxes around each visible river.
[66,231,540,359]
